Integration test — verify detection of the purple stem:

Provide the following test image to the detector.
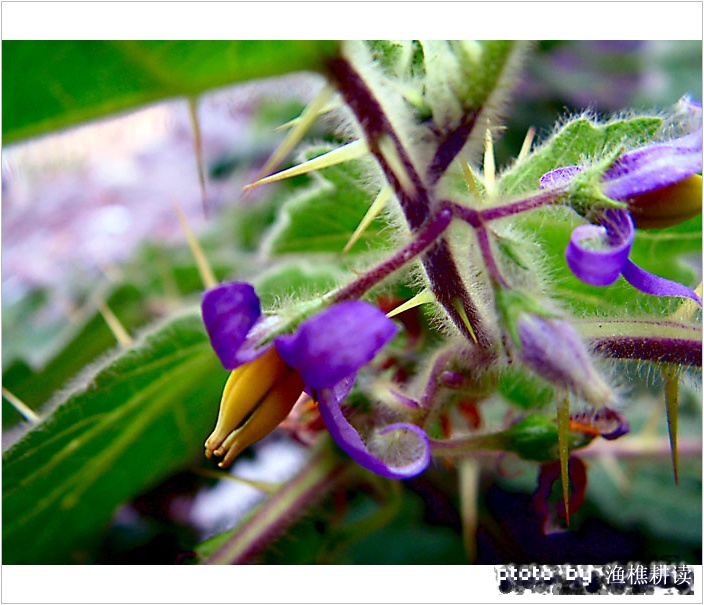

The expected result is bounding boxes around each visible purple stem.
[420,349,455,409]
[590,335,702,367]
[326,55,493,349]
[475,226,508,287]
[331,207,453,303]
[480,186,570,222]
[427,111,480,186]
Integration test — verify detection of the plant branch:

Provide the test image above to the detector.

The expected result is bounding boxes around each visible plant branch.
[203,439,352,564]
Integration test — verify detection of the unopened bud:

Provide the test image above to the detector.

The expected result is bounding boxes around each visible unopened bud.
[516,314,612,407]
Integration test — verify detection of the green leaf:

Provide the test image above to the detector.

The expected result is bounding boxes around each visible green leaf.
[500,115,663,196]
[2,311,225,563]
[3,284,154,414]
[3,41,339,144]
[253,261,344,308]
[265,146,393,256]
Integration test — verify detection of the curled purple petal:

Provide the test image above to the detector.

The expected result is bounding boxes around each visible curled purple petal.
[275,301,398,390]
[592,408,630,440]
[202,282,262,370]
[316,387,430,480]
[566,209,633,286]
[621,260,703,306]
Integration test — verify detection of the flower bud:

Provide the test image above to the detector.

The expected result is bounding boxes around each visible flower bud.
[205,347,305,468]
[516,314,612,407]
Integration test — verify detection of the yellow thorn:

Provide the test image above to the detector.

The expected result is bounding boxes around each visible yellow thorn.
[255,85,335,181]
[461,160,483,203]
[664,365,681,484]
[459,459,480,563]
[517,126,536,163]
[2,387,40,425]
[452,298,478,344]
[97,299,133,348]
[172,198,218,290]
[378,134,416,197]
[386,290,435,318]
[556,393,571,526]
[192,467,280,494]
[483,128,496,199]
[343,186,393,253]
[275,99,337,131]
[243,139,368,190]
[187,96,208,216]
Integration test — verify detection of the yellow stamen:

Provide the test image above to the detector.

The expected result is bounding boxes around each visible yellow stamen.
[205,347,304,469]
[218,369,305,468]
[243,140,368,190]
[254,85,335,182]
[386,290,435,318]
[205,347,287,454]
[343,185,393,253]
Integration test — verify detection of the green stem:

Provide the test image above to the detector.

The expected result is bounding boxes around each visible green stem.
[204,439,352,564]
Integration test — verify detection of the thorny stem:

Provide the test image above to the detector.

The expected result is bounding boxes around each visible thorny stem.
[577,318,702,367]
[326,55,494,350]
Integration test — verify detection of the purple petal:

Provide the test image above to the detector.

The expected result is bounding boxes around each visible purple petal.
[202,282,262,370]
[621,260,703,306]
[592,408,630,440]
[602,131,703,200]
[566,209,633,286]
[316,387,430,480]
[539,165,582,189]
[275,301,398,390]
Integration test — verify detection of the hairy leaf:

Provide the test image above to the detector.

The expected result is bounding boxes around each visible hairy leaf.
[2,311,225,563]
[264,146,393,256]
[3,40,339,144]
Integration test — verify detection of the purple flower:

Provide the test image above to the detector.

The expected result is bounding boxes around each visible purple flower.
[201,281,431,479]
[540,97,702,306]
[565,208,702,305]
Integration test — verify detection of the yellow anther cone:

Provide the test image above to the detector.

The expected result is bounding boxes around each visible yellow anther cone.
[204,347,305,468]
[629,174,702,229]
[217,369,305,468]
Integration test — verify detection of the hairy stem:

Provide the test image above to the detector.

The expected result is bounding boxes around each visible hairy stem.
[577,319,702,367]
[330,208,453,303]
[326,54,494,350]
[203,440,351,564]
